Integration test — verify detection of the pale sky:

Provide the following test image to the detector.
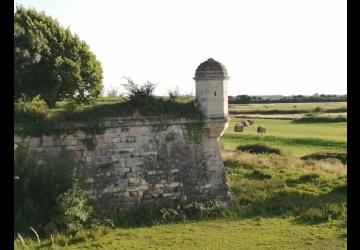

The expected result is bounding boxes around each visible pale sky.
[15,0,347,96]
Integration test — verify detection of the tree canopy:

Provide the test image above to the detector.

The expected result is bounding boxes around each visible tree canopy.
[14,7,103,107]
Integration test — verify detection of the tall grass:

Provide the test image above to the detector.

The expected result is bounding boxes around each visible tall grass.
[223,150,346,222]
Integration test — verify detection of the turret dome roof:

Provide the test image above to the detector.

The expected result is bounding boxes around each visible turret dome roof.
[194,58,229,80]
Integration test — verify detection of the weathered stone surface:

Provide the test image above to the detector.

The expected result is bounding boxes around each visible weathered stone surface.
[194,58,229,119]
[15,117,230,211]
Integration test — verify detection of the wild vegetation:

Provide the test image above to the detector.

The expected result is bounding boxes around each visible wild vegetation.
[14,145,114,237]
[14,81,203,137]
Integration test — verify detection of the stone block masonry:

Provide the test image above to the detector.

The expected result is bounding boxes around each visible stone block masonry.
[15,116,230,213]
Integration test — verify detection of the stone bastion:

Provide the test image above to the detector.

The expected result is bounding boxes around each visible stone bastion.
[14,58,231,212]
[14,116,230,212]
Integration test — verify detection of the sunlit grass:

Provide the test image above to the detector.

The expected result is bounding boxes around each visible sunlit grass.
[15,218,346,250]
[220,118,347,156]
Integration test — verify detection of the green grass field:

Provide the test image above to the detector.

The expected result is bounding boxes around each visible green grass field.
[220,118,347,156]
[16,218,346,249]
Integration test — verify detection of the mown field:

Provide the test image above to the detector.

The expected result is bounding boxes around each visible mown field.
[229,102,347,114]
[220,118,347,156]
[15,102,347,250]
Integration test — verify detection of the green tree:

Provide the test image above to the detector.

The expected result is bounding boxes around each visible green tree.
[236,95,252,104]
[14,6,103,107]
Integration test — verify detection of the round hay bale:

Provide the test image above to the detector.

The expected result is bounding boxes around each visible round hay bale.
[246,119,255,125]
[234,124,244,132]
[241,121,249,127]
[257,126,266,133]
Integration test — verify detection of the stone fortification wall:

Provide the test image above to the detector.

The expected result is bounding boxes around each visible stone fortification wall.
[14,116,230,212]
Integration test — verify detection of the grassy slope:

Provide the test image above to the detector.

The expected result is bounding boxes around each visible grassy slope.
[220,118,347,156]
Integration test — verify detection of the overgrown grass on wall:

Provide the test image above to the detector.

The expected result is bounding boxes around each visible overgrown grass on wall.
[14,96,203,137]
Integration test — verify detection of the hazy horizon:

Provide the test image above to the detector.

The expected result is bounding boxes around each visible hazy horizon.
[151,93,346,97]
[15,0,347,96]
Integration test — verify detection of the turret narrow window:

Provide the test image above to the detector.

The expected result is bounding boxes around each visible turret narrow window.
[214,91,216,96]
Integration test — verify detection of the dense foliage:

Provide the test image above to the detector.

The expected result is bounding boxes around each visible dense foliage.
[14,146,103,236]
[14,7,103,107]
